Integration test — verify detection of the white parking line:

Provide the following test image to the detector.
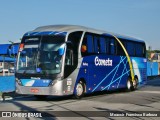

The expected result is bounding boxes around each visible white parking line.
[136,91,160,94]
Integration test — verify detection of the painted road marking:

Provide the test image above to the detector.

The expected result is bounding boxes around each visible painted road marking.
[136,91,160,94]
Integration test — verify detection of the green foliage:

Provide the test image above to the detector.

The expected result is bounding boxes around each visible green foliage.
[148,50,160,53]
[153,50,160,53]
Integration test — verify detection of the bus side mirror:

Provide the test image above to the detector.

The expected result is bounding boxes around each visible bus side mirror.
[58,44,66,55]
[58,48,64,55]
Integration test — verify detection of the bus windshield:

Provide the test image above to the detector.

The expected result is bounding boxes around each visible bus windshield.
[17,35,65,75]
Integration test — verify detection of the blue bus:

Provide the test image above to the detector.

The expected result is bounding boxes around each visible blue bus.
[15,25,147,99]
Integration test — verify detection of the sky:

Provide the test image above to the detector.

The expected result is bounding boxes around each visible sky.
[0,0,160,50]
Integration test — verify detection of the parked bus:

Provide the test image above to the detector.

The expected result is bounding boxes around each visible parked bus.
[15,25,147,99]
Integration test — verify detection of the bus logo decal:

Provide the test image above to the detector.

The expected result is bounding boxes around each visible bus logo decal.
[95,56,113,66]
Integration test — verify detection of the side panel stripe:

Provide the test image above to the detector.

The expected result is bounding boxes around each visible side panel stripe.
[92,56,126,92]
[102,70,130,90]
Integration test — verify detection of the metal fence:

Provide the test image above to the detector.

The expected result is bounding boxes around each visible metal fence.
[147,62,159,76]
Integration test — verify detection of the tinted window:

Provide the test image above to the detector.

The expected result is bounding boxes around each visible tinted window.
[94,36,100,53]
[116,39,125,56]
[81,33,95,57]
[135,43,146,57]
[87,35,94,53]
[126,42,135,56]
[67,31,83,68]
[82,33,131,56]
[81,34,92,57]
[109,38,115,55]
[99,37,106,53]
[125,41,146,57]
[68,31,83,54]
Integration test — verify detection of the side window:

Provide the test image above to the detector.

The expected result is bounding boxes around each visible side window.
[125,41,146,57]
[81,33,101,55]
[99,37,106,53]
[81,35,87,56]
[143,43,146,57]
[68,31,83,54]
[94,36,100,53]
[81,33,115,56]
[116,39,125,56]
[81,33,94,57]
[135,43,144,57]
[87,35,94,53]
[105,37,110,54]
[109,38,115,55]
[126,42,135,57]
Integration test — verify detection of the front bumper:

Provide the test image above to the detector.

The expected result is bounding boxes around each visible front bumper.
[16,80,73,96]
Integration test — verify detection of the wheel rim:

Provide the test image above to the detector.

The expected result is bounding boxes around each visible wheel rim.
[127,80,131,90]
[76,83,83,96]
[133,80,136,88]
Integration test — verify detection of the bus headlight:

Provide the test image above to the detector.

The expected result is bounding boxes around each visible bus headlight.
[49,78,61,86]
[16,78,22,85]
[49,80,57,86]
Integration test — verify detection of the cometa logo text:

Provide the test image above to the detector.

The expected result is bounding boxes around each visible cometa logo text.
[95,56,113,66]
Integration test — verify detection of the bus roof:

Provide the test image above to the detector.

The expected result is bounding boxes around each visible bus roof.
[27,25,144,43]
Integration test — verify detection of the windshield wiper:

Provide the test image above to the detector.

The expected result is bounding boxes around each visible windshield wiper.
[22,66,36,75]
[23,51,38,75]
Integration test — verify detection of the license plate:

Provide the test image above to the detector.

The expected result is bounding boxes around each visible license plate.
[30,88,39,93]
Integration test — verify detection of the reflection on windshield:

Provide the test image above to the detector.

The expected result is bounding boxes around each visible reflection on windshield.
[17,35,65,74]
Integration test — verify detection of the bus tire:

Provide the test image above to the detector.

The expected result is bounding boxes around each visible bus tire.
[126,79,133,91]
[74,81,85,99]
[34,95,47,100]
[133,77,138,90]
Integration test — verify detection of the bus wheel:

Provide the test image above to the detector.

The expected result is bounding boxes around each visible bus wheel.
[126,79,133,91]
[75,81,85,99]
[34,95,47,100]
[133,78,138,90]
